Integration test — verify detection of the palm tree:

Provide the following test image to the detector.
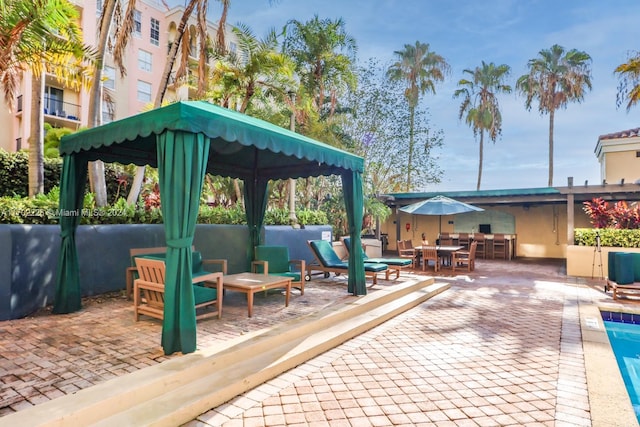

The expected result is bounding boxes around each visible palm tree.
[387,41,450,191]
[0,0,94,196]
[282,15,357,120]
[211,24,294,113]
[516,44,592,187]
[281,15,357,221]
[454,61,511,191]
[614,51,640,111]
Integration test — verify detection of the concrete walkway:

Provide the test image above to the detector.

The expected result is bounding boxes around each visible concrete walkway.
[1,257,638,426]
[186,259,638,427]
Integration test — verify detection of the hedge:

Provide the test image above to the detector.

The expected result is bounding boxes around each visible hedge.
[574,228,640,248]
[0,149,131,203]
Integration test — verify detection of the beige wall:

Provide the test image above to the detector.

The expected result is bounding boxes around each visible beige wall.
[382,203,593,259]
[605,151,640,184]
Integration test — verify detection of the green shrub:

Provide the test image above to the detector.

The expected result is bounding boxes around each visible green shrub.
[574,228,640,248]
[0,187,332,227]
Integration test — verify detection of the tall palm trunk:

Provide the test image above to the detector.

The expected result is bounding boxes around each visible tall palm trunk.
[127,0,199,204]
[548,109,555,187]
[406,105,415,191]
[87,0,117,206]
[28,73,44,196]
[476,130,484,191]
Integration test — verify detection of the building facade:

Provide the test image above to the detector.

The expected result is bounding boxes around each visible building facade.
[1,0,238,153]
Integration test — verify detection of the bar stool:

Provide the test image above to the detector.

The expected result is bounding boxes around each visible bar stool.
[493,234,507,259]
[473,234,486,259]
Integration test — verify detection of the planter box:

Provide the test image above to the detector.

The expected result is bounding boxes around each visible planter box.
[566,244,640,278]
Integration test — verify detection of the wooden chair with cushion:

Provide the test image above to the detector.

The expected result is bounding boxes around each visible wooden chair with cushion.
[421,246,440,272]
[251,245,306,295]
[453,241,477,272]
[133,257,223,322]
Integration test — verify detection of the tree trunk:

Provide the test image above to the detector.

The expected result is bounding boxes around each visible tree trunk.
[476,130,484,191]
[406,105,415,191]
[127,0,198,204]
[28,73,44,196]
[548,109,555,187]
[87,0,118,206]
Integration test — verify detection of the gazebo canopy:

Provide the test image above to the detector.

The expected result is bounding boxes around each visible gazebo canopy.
[59,100,363,180]
[55,101,366,355]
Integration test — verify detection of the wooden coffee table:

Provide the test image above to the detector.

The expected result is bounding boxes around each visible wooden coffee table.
[223,273,292,317]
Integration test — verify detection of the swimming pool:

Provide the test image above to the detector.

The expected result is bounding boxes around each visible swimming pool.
[601,310,640,423]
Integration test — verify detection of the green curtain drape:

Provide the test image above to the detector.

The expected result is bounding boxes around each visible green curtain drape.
[243,174,269,264]
[53,154,88,314]
[341,170,366,295]
[157,131,210,355]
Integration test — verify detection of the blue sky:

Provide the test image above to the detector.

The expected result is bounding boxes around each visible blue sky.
[215,0,640,191]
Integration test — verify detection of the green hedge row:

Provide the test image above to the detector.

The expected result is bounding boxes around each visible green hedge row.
[0,189,329,226]
[574,228,640,248]
[0,149,131,203]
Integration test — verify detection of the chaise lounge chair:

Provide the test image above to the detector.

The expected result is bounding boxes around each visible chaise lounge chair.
[341,237,411,276]
[306,239,391,285]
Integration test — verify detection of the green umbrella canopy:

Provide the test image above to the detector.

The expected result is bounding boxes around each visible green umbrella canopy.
[59,100,364,179]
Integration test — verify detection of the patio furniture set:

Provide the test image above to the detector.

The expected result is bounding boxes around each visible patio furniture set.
[129,237,436,324]
[397,239,477,273]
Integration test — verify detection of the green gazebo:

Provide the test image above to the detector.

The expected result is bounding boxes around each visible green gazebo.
[54,101,366,355]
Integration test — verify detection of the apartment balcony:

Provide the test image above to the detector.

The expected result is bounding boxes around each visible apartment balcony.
[16,95,81,128]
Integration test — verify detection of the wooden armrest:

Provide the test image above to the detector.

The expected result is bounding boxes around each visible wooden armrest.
[192,271,223,285]
[289,260,306,280]
[202,259,227,274]
[251,260,268,275]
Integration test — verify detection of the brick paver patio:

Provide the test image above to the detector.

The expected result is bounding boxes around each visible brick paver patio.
[0,257,633,426]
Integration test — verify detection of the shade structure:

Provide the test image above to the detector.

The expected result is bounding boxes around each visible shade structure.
[54,101,366,355]
[399,195,483,233]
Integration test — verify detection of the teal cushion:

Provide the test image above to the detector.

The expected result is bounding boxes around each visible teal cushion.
[615,253,635,285]
[255,246,291,273]
[608,252,620,281]
[310,240,344,267]
[363,263,388,272]
[193,285,218,305]
[632,253,640,282]
[271,271,301,282]
[366,257,412,267]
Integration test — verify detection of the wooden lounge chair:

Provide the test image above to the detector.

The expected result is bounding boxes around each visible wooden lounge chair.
[341,237,410,276]
[133,257,223,322]
[251,245,306,295]
[306,240,390,285]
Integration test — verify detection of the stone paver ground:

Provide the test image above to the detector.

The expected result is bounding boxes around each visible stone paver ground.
[0,257,635,426]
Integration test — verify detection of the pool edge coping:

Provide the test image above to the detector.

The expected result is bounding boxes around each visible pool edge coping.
[579,293,639,426]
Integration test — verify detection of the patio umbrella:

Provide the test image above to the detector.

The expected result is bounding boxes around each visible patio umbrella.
[399,195,484,234]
